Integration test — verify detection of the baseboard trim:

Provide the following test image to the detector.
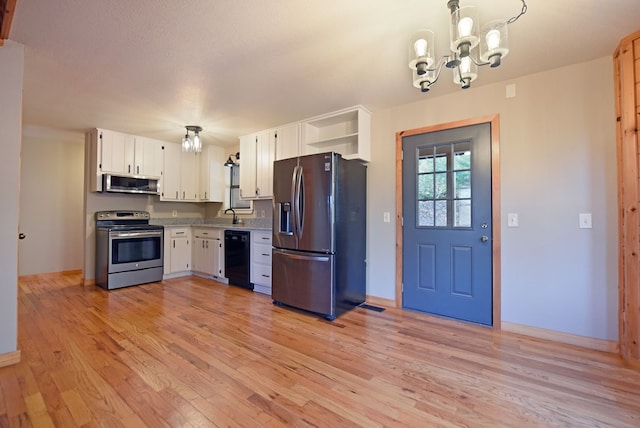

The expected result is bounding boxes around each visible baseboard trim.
[19,269,82,281]
[366,295,396,308]
[501,322,619,354]
[0,350,21,368]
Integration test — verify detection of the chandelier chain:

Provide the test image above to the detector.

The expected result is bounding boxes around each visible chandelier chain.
[506,0,527,25]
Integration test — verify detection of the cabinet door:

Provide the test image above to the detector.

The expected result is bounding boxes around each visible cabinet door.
[256,131,275,198]
[135,137,163,177]
[239,134,257,199]
[199,145,224,201]
[275,123,301,161]
[192,237,204,273]
[211,238,223,277]
[170,237,190,272]
[101,129,134,175]
[162,143,181,200]
[181,151,199,200]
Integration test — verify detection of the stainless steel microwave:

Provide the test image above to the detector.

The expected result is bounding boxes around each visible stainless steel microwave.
[102,174,159,195]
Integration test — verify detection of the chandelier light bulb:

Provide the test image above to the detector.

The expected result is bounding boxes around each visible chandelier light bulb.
[485,29,501,51]
[414,38,428,58]
[457,17,474,38]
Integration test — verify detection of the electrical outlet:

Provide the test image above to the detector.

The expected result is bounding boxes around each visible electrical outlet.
[383,212,391,223]
[172,210,177,217]
[507,213,518,227]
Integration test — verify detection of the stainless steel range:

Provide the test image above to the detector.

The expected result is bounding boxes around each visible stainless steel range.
[95,211,164,290]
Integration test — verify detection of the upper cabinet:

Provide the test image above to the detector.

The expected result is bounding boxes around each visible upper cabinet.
[199,145,224,202]
[160,142,199,201]
[239,133,258,200]
[275,123,301,161]
[239,130,275,200]
[301,105,371,162]
[134,136,164,178]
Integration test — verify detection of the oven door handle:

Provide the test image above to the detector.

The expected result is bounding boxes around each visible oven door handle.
[110,230,163,239]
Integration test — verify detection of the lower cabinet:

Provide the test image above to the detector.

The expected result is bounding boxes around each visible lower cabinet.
[164,227,191,277]
[251,230,273,295]
[192,228,224,279]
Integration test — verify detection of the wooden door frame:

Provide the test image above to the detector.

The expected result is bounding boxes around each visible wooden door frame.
[395,114,502,327]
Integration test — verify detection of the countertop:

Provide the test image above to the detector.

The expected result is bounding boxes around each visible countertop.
[150,217,271,231]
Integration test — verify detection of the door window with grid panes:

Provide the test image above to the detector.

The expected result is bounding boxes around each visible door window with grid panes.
[417,141,471,228]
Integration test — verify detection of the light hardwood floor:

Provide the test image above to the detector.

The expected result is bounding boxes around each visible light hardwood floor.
[2,272,640,427]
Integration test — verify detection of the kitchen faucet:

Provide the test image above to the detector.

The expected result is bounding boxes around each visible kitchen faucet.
[224,208,238,224]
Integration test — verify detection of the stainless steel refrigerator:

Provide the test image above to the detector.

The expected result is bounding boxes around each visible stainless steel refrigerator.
[272,152,367,320]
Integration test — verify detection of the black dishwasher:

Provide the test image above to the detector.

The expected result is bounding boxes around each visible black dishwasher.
[224,230,252,290]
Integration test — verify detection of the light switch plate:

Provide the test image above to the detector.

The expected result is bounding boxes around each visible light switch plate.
[383,212,391,223]
[579,213,592,229]
[507,213,519,227]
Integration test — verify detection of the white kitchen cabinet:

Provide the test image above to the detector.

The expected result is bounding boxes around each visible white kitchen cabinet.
[180,150,199,201]
[199,145,224,202]
[256,131,275,199]
[239,133,258,200]
[301,105,371,162]
[164,227,191,277]
[133,136,164,177]
[250,230,272,295]
[192,228,224,279]
[161,142,200,201]
[275,122,301,161]
[99,128,135,175]
[239,130,274,200]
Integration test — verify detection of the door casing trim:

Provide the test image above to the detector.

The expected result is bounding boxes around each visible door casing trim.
[395,114,501,328]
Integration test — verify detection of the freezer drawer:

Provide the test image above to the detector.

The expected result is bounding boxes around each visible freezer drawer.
[272,249,335,318]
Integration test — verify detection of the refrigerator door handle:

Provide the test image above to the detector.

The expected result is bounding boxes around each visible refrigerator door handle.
[275,251,330,263]
[290,165,299,236]
[298,166,304,238]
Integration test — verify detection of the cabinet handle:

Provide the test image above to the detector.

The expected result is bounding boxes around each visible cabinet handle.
[204,192,207,199]
[173,240,175,248]
[261,274,270,278]
[261,237,270,240]
[256,187,260,196]
[261,253,269,256]
[175,191,179,199]
[128,165,131,173]
[206,241,209,248]
[136,165,140,175]
[202,241,205,248]
[183,191,186,199]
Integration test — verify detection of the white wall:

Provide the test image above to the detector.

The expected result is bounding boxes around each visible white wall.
[19,126,84,275]
[0,41,24,355]
[367,56,618,341]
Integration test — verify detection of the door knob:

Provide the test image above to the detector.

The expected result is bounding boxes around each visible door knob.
[18,233,25,240]
[481,235,489,243]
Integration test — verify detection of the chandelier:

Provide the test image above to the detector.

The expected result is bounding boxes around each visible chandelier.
[409,0,527,92]
[182,125,203,153]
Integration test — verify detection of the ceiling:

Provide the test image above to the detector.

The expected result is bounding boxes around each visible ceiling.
[7,0,640,147]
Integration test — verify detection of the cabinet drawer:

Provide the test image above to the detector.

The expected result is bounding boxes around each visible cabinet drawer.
[251,264,272,286]
[170,228,190,238]
[193,228,220,239]
[252,243,272,264]
[252,231,272,245]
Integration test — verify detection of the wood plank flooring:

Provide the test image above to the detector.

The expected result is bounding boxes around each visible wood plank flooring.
[2,272,640,427]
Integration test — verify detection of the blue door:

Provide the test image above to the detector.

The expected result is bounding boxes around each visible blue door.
[402,123,492,325]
